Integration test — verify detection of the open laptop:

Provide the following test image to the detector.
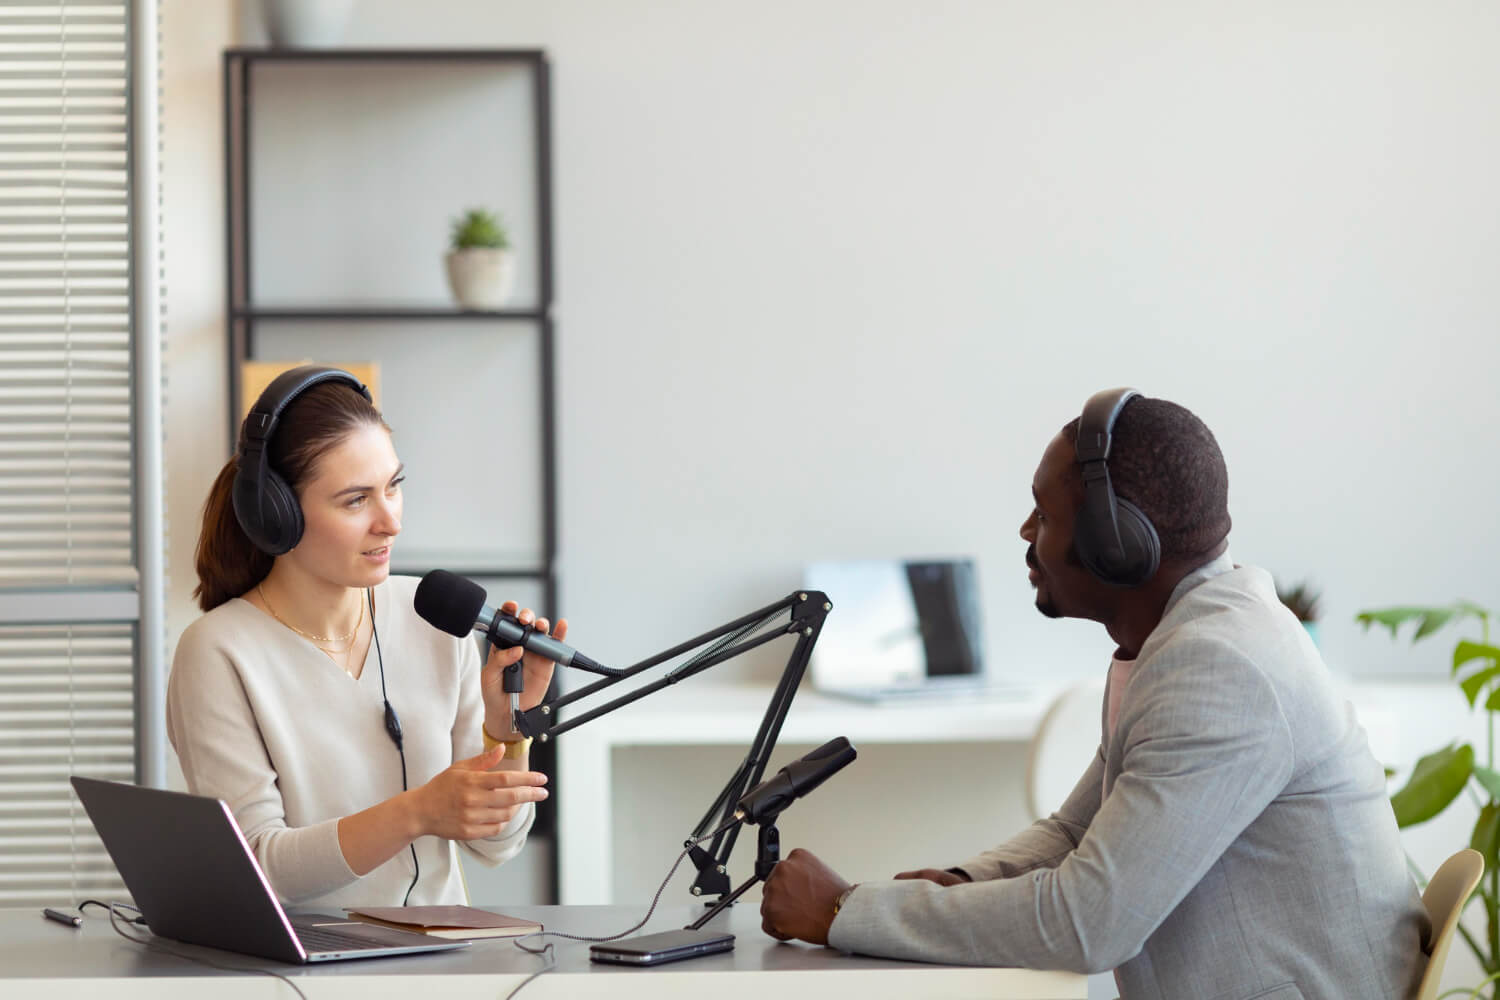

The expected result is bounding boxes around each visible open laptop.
[70,776,468,963]
[805,557,1028,703]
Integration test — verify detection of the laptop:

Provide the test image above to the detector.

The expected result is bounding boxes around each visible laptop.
[70,776,468,963]
[805,557,1028,703]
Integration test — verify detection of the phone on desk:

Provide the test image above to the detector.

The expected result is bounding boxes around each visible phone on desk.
[589,928,735,966]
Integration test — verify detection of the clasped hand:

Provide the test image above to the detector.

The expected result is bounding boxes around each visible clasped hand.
[760,850,971,946]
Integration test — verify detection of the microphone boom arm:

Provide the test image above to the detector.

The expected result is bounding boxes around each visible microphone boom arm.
[513,589,833,903]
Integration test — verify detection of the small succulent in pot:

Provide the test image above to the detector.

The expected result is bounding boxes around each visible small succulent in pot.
[445,208,513,310]
[1276,580,1322,623]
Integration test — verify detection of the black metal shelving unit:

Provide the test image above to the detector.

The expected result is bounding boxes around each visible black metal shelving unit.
[222,48,562,883]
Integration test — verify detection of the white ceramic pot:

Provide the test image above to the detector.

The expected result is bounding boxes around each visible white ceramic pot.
[260,0,356,48]
[445,248,515,310]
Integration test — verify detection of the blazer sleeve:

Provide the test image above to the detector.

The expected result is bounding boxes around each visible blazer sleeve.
[829,648,1294,974]
[954,746,1103,880]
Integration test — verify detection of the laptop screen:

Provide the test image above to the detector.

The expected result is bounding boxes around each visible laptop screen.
[804,557,984,693]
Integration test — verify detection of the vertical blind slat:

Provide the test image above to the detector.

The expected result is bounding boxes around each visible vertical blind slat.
[0,1,137,909]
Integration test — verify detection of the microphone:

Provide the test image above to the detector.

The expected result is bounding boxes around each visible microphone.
[735,737,857,824]
[414,569,614,675]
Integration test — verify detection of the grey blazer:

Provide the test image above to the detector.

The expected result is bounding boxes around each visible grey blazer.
[829,553,1430,999]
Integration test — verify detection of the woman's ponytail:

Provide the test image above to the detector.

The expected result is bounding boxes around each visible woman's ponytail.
[192,457,272,611]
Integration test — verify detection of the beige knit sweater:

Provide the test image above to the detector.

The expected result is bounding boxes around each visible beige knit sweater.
[166,575,533,908]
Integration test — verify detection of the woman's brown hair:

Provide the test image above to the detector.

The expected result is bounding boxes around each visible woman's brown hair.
[193,381,389,611]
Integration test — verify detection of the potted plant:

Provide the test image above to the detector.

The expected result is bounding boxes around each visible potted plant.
[1276,578,1323,646]
[259,0,356,47]
[445,208,514,310]
[1358,600,1500,994]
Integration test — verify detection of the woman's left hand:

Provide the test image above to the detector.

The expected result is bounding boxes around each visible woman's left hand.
[480,602,566,736]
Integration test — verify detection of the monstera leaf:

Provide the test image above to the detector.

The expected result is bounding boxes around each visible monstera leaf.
[1356,602,1489,642]
[1390,743,1475,827]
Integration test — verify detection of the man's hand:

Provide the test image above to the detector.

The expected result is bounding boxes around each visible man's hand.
[894,867,971,886]
[760,847,852,946]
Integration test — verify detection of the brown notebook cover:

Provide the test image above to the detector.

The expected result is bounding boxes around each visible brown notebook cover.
[345,905,543,940]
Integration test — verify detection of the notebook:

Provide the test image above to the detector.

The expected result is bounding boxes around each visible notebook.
[347,905,542,940]
[70,776,468,964]
[805,557,1029,703]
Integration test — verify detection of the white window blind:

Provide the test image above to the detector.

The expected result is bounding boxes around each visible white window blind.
[0,1,137,908]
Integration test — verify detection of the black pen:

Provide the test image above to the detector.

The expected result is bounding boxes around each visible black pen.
[42,907,81,929]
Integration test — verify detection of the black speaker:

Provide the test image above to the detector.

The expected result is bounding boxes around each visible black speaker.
[232,365,371,556]
[1072,388,1161,587]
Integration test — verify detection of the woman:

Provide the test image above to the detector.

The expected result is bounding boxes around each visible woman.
[167,366,555,907]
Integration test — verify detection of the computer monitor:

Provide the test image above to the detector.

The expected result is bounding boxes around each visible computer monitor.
[804,557,984,698]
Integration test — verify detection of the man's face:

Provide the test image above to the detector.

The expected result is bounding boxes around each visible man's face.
[1019,431,1105,621]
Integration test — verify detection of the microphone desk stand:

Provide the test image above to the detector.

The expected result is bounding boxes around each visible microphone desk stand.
[511,590,832,905]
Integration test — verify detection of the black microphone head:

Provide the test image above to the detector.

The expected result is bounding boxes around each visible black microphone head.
[414,569,487,638]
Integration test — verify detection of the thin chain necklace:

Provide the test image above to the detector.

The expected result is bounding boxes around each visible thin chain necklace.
[258,584,365,647]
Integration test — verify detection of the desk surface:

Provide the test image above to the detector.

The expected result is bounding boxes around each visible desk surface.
[1,903,1086,998]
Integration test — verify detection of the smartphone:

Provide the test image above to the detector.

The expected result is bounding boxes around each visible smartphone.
[589,928,735,966]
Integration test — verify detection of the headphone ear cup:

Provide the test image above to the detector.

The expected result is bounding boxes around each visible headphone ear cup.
[232,464,304,556]
[1108,497,1161,586]
[1074,486,1161,587]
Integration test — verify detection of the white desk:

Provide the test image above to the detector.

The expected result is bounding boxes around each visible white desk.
[554,682,1060,904]
[1,903,1087,998]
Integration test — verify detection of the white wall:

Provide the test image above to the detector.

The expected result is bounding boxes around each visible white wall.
[165,0,1500,681]
[160,1,1500,990]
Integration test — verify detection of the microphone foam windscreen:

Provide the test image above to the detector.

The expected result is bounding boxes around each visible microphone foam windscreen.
[413,569,487,637]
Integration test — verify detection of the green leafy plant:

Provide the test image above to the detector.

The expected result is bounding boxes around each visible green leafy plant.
[1276,579,1322,623]
[448,208,509,251]
[1358,600,1500,986]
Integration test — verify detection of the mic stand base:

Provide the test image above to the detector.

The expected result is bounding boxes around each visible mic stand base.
[686,822,780,931]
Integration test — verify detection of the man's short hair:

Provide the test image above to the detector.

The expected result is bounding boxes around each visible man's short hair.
[1062,396,1231,564]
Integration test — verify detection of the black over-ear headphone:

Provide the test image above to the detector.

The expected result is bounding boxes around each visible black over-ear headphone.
[1073,387,1161,587]
[232,365,372,556]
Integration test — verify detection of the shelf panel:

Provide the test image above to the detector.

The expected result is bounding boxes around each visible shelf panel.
[236,307,545,322]
[391,560,549,579]
[226,48,547,64]
[241,59,542,310]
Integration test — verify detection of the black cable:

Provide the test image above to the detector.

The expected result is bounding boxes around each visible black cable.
[78,898,145,924]
[370,585,419,907]
[500,815,742,1000]
[100,901,308,1000]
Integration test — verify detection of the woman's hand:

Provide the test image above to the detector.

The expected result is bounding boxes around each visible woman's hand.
[479,602,566,736]
[409,745,549,841]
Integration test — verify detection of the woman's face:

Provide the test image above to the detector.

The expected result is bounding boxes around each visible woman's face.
[285,424,404,590]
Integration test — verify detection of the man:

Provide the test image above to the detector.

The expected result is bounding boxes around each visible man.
[761,390,1430,1000]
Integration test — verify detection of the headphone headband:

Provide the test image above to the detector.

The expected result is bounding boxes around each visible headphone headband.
[232,366,372,555]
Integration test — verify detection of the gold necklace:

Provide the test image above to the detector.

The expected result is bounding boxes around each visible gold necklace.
[258,584,365,647]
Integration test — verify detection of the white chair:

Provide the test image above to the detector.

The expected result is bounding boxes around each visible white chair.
[1416,848,1484,1000]
[1025,678,1107,821]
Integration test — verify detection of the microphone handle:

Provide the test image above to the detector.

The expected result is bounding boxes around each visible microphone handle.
[486,613,578,666]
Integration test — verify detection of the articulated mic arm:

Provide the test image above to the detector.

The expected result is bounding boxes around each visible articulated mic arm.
[511,590,835,902]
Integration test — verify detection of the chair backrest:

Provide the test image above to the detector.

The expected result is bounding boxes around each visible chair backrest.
[1025,678,1107,821]
[1416,848,1484,1000]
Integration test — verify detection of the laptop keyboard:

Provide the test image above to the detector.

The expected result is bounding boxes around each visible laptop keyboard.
[296,925,395,953]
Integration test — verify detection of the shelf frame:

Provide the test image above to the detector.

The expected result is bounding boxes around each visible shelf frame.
[221,48,562,862]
